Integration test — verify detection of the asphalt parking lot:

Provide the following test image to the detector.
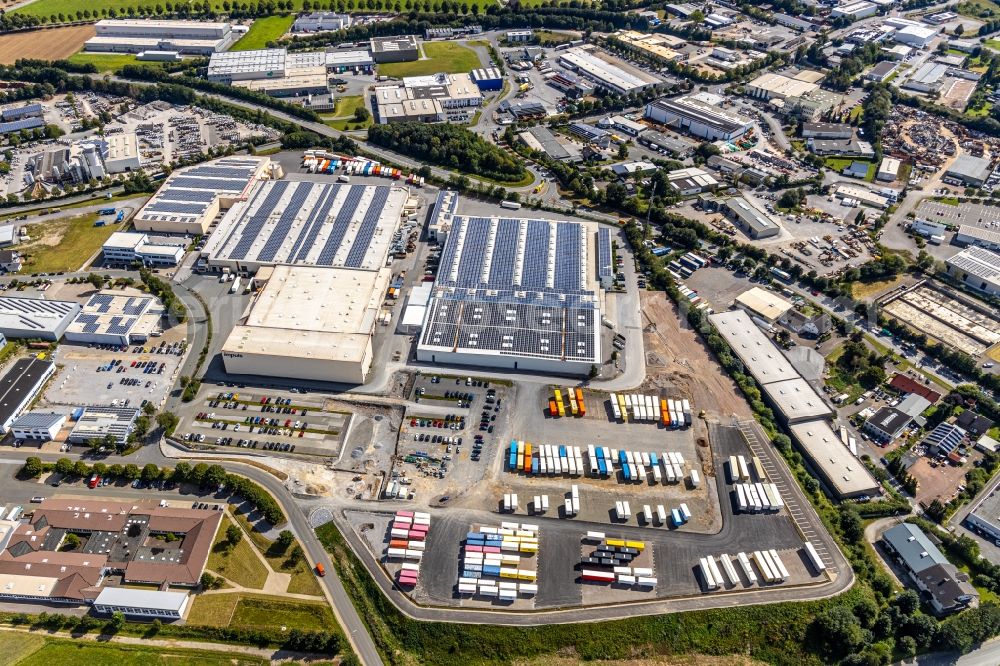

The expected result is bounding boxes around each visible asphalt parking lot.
[176,385,350,456]
[46,340,186,410]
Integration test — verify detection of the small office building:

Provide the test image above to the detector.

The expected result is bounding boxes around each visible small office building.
[10,412,66,442]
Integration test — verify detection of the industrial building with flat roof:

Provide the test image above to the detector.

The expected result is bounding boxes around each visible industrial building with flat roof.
[373,73,483,124]
[788,420,880,499]
[708,309,800,384]
[102,232,185,267]
[64,292,164,347]
[0,297,81,340]
[746,72,819,101]
[645,93,753,141]
[222,265,391,384]
[945,154,993,187]
[67,406,140,445]
[945,246,1000,297]
[519,126,582,162]
[10,411,65,442]
[292,11,350,32]
[666,167,718,195]
[956,224,1000,250]
[0,357,55,432]
[93,587,189,618]
[558,47,659,95]
[722,197,781,239]
[612,30,685,63]
[734,286,793,323]
[85,19,238,54]
[200,181,408,274]
[417,195,603,376]
[371,35,419,63]
[133,157,270,235]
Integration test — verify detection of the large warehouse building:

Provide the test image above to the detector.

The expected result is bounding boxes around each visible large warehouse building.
[0,297,81,340]
[707,309,877,499]
[0,357,55,433]
[133,157,270,235]
[200,181,409,274]
[222,265,390,384]
[558,47,660,95]
[645,93,753,141]
[85,19,239,55]
[945,246,1000,297]
[416,195,604,376]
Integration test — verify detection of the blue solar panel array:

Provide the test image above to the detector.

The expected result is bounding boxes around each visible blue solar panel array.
[257,182,313,263]
[315,186,363,266]
[185,165,257,179]
[145,201,209,215]
[121,298,146,316]
[289,184,339,263]
[156,188,218,203]
[454,217,491,285]
[597,227,613,281]
[520,220,550,289]
[89,294,115,313]
[345,187,391,268]
[0,117,44,134]
[553,223,581,292]
[486,218,520,286]
[168,177,248,192]
[1,104,42,121]
[227,181,289,261]
[437,216,464,282]
[105,316,134,336]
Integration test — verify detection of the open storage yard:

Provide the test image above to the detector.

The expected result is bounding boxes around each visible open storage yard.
[16,213,121,274]
[0,25,94,63]
[880,282,1000,357]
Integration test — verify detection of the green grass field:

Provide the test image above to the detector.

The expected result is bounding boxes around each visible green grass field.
[66,52,141,73]
[188,593,336,632]
[206,516,268,589]
[231,15,294,51]
[824,157,875,181]
[378,41,481,77]
[321,95,372,131]
[18,213,118,273]
[957,0,1000,18]
[8,635,268,666]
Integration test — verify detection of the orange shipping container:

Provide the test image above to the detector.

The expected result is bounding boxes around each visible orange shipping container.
[575,388,586,416]
[549,399,558,416]
[390,539,409,549]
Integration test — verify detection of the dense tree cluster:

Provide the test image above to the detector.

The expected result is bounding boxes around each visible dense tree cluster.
[369,122,526,182]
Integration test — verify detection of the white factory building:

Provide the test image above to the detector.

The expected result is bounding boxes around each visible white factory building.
[133,157,271,235]
[945,246,1000,297]
[27,134,140,187]
[373,73,483,124]
[64,292,165,347]
[10,412,66,442]
[292,12,351,33]
[207,48,373,96]
[645,93,753,141]
[416,193,606,376]
[830,1,877,19]
[102,232,186,267]
[0,297,81,340]
[707,309,878,499]
[884,17,939,48]
[222,265,391,384]
[558,47,660,95]
[85,19,239,55]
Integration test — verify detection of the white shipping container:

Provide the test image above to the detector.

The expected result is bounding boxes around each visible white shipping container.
[636,576,657,586]
[753,551,776,583]
[690,469,700,487]
[768,549,790,580]
[519,583,538,594]
[622,501,631,519]
[652,465,663,483]
[656,505,667,524]
[511,493,518,509]
[736,484,748,512]
[699,557,718,590]
[585,531,606,541]
[737,551,757,584]
[737,456,750,481]
[614,566,632,575]
[541,495,550,511]
[565,498,574,516]
[665,463,676,483]
[572,495,580,514]
[632,567,653,577]
[679,503,691,521]
[707,555,724,587]
[409,541,426,551]
[719,554,740,586]
[643,504,653,524]
[458,583,477,594]
[615,501,624,519]
[769,484,785,509]
[672,463,683,480]
[803,541,826,573]
[728,455,739,483]
[618,574,636,585]
[387,547,407,558]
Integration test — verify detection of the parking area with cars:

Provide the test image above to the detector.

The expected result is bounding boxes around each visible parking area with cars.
[176,386,351,457]
[45,338,187,410]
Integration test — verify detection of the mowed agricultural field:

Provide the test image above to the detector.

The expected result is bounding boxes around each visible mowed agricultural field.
[66,51,141,72]
[9,635,269,666]
[378,41,482,77]
[0,25,94,64]
[230,15,293,51]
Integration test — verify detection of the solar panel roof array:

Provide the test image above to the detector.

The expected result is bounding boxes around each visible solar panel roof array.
[419,208,602,367]
[597,227,613,281]
[65,292,159,340]
[202,180,408,272]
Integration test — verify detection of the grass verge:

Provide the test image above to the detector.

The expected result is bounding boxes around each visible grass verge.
[8,634,268,665]
[66,52,141,73]
[207,515,269,589]
[186,592,335,633]
[229,512,321,595]
[378,41,481,77]
[17,213,118,273]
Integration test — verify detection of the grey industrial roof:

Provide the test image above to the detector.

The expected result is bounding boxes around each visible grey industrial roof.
[0,358,53,428]
[867,406,912,436]
[725,197,777,234]
[947,154,992,183]
[647,95,752,135]
[68,406,139,443]
[760,378,834,423]
[371,35,418,52]
[882,523,948,574]
[10,411,64,430]
[1,103,42,121]
[94,586,188,612]
[0,117,44,134]
[0,297,81,336]
[947,246,1000,280]
[523,126,578,161]
[922,421,967,454]
[788,419,880,498]
[707,309,799,384]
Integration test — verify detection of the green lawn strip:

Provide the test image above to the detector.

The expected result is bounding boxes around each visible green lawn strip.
[207,516,269,589]
[229,594,336,632]
[228,512,323,596]
[230,15,294,51]
[183,593,240,628]
[0,631,46,666]
[315,520,850,665]
[66,52,141,73]
[12,636,268,666]
[378,41,481,77]
[18,213,118,273]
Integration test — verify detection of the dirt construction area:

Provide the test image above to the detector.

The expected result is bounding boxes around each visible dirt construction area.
[640,291,753,423]
[0,25,95,63]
